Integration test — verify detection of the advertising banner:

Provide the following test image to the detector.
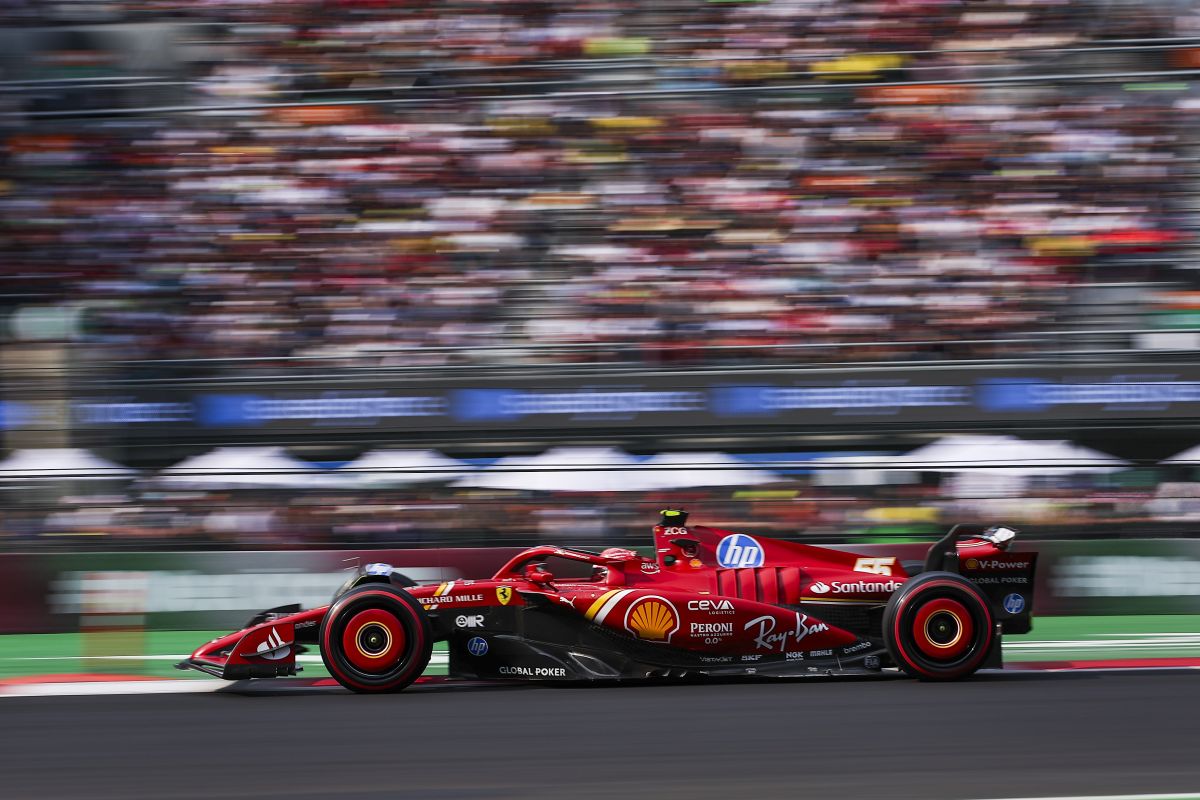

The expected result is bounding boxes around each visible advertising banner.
[59,362,1200,438]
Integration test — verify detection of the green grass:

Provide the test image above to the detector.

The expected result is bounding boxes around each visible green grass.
[2,616,1198,680]
[0,631,449,680]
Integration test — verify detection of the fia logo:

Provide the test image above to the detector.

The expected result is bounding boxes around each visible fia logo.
[716,534,764,569]
[467,636,489,657]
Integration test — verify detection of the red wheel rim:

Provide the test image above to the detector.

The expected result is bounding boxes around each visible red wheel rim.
[341,608,406,673]
[911,597,973,661]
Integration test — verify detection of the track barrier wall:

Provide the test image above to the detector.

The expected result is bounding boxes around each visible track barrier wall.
[2,540,1200,634]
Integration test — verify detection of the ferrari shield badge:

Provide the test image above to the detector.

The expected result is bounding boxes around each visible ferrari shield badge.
[496,586,513,605]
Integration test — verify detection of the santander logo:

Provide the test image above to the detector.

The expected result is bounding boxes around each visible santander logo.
[255,627,290,661]
[808,579,903,596]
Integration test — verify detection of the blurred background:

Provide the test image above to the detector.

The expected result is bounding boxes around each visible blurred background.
[6,0,1200,673]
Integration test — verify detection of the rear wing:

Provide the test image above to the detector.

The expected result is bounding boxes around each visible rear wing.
[926,523,1037,635]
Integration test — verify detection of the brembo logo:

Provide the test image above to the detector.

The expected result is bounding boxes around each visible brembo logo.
[809,580,903,595]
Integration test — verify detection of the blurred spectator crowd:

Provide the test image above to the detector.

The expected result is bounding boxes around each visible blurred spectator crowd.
[2,0,1197,368]
[0,473,1189,551]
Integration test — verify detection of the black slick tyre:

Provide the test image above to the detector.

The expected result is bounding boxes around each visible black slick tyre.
[883,571,994,681]
[319,584,432,693]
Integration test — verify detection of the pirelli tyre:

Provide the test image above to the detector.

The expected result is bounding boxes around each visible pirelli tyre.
[883,571,994,681]
[320,584,432,693]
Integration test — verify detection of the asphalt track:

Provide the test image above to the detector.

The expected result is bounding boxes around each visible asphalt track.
[3,670,1199,800]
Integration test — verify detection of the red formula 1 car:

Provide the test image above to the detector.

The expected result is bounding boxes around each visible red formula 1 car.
[178,510,1037,692]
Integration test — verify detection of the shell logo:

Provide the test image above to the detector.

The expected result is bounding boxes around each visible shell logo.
[624,596,680,643]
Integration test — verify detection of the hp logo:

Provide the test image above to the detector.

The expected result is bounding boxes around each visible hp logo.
[467,636,489,657]
[716,534,765,568]
[1002,593,1026,615]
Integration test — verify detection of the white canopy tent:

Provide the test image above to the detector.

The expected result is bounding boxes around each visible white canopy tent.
[888,435,1129,476]
[809,436,1127,493]
[337,449,473,488]
[0,448,136,481]
[637,452,781,489]
[808,454,919,487]
[454,446,648,492]
[1162,444,1200,465]
[158,446,336,490]
[892,435,1128,500]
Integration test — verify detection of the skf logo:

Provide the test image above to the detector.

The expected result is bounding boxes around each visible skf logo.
[455,614,484,628]
[854,557,895,576]
[624,596,680,643]
[496,586,513,605]
[716,534,764,569]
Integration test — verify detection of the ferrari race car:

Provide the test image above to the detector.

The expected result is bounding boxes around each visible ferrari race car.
[178,510,1037,692]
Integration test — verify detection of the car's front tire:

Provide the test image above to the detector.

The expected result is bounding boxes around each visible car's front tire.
[320,584,432,693]
[883,571,994,681]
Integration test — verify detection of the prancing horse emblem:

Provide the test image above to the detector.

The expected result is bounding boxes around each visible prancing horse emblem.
[496,586,513,605]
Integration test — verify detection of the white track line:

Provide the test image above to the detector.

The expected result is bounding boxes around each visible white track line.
[5,663,1199,698]
[978,793,1200,800]
[1,680,227,698]
[0,653,450,664]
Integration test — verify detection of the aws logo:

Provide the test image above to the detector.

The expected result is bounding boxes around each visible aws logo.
[624,596,681,643]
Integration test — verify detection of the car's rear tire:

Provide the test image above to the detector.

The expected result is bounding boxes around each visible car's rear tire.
[883,571,994,681]
[320,584,432,693]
